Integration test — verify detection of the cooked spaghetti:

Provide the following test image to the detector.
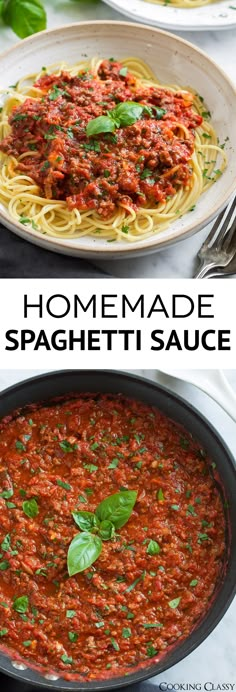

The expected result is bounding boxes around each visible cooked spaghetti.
[0,57,226,242]
[144,0,218,7]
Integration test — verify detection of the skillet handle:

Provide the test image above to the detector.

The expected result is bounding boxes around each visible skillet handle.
[194,370,236,423]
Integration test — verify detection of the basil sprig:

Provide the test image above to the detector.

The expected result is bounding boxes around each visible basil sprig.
[86,102,166,137]
[2,0,46,39]
[1,0,98,38]
[67,490,137,576]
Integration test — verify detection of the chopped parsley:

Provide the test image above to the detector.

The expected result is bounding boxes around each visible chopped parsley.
[110,637,119,651]
[0,561,9,571]
[119,67,128,77]
[83,464,98,473]
[59,440,78,453]
[1,534,11,552]
[198,533,210,544]
[15,440,26,451]
[66,610,76,618]
[169,597,181,609]
[108,458,119,469]
[146,643,158,657]
[56,479,72,491]
[68,631,78,642]
[90,442,99,451]
[61,654,73,664]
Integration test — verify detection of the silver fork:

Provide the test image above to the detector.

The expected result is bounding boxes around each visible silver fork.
[194,196,236,279]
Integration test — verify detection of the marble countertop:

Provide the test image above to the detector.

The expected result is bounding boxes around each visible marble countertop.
[0,367,235,686]
[1,0,236,277]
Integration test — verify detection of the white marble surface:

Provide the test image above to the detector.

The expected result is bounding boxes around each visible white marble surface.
[1,1,236,277]
[0,367,235,685]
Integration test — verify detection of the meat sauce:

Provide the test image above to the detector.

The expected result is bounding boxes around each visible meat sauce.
[0,60,202,219]
[0,394,225,681]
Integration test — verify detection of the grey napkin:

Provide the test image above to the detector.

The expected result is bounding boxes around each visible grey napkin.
[0,226,111,278]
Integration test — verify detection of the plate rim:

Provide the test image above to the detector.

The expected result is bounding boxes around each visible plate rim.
[102,0,236,31]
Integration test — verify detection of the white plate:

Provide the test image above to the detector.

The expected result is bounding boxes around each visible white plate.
[0,21,236,260]
[102,0,236,31]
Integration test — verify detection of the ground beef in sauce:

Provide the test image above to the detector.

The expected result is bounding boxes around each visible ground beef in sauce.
[0,394,225,681]
[0,59,202,219]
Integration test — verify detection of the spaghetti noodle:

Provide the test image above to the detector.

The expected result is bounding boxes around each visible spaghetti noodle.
[0,57,226,243]
[143,0,219,8]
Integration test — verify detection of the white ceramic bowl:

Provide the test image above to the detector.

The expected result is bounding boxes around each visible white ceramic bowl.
[0,21,236,260]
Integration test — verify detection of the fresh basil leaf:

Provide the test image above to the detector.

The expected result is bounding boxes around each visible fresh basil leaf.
[147,539,160,555]
[72,511,97,532]
[95,490,137,529]
[67,532,102,576]
[0,628,8,636]
[2,0,46,39]
[98,520,115,541]
[111,101,144,127]
[22,499,38,518]
[86,115,116,137]
[13,595,29,613]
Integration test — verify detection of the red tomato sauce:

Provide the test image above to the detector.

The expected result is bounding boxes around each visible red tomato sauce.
[0,60,202,219]
[0,394,226,681]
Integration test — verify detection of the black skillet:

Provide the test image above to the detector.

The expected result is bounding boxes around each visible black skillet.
[0,370,235,691]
